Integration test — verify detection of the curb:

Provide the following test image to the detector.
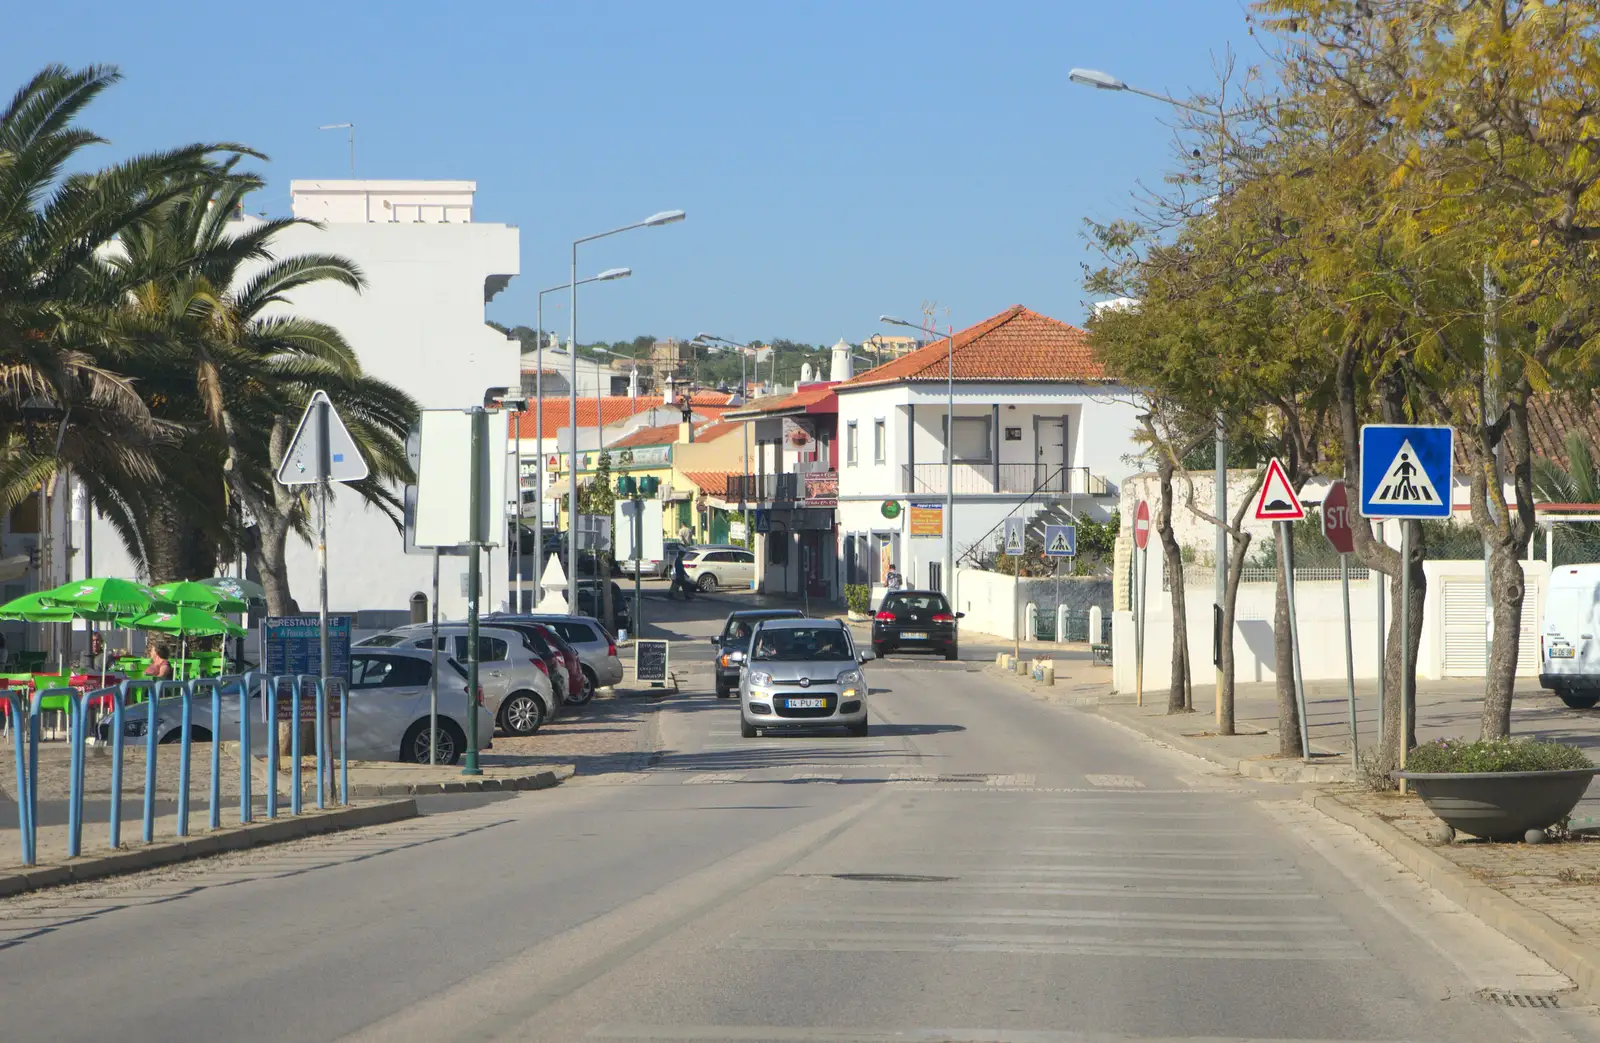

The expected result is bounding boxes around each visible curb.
[343,767,570,797]
[0,799,418,899]
[1304,788,1600,1003]
[1092,704,1354,784]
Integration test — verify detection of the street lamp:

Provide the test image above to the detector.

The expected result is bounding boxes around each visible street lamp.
[533,267,631,611]
[882,314,956,598]
[569,212,684,614]
[1071,64,1231,723]
[318,123,355,177]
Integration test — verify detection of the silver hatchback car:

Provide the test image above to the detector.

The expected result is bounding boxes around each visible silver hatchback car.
[736,618,873,738]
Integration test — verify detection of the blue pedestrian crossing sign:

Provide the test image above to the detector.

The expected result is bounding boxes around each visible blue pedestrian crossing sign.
[1359,424,1453,519]
[1044,524,1077,557]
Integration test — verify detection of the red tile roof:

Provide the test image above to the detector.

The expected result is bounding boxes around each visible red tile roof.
[690,419,742,443]
[835,305,1102,388]
[512,393,732,439]
[609,418,741,449]
[725,383,838,419]
[679,471,734,496]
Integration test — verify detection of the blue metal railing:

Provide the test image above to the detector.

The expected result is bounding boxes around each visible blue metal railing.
[7,671,351,868]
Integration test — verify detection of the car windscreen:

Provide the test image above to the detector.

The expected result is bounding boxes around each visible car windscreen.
[721,613,802,645]
[749,626,852,662]
[358,635,406,647]
[884,594,950,613]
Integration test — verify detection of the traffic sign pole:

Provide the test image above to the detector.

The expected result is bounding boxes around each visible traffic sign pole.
[1322,481,1358,767]
[1133,501,1151,707]
[1400,521,1411,790]
[462,407,486,777]
[315,397,331,806]
[1341,550,1357,767]
[1279,520,1311,761]
[1375,520,1386,730]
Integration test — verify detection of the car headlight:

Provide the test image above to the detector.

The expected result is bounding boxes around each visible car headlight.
[835,669,864,687]
[123,719,148,738]
[747,670,774,688]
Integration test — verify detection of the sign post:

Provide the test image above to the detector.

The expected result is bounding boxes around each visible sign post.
[1044,525,1075,644]
[1004,518,1025,659]
[1133,501,1150,706]
[1323,480,1358,767]
[1254,458,1310,760]
[1359,424,1454,784]
[276,391,368,798]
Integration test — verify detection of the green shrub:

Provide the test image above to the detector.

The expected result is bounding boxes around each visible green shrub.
[845,584,871,614]
[1406,737,1593,773]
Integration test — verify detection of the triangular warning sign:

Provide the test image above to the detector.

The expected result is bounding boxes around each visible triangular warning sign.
[1253,458,1305,521]
[276,391,370,486]
[1368,438,1440,507]
[1049,531,1071,554]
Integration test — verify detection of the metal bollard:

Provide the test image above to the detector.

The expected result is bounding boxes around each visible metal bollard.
[207,679,221,830]
[176,682,194,836]
[335,679,349,806]
[238,673,253,824]
[314,677,327,810]
[8,692,35,866]
[289,676,302,816]
[142,679,158,843]
[52,688,86,857]
[266,675,279,819]
[107,683,128,850]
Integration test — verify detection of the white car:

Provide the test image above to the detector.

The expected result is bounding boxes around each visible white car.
[99,648,493,765]
[681,547,756,591]
[358,624,557,735]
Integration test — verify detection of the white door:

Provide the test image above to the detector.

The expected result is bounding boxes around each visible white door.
[1036,417,1065,491]
[731,550,756,587]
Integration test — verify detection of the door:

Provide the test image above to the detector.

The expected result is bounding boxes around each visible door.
[731,549,756,587]
[347,654,430,759]
[1035,417,1065,492]
[711,510,730,544]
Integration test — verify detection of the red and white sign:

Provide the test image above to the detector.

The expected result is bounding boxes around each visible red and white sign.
[1322,480,1355,554]
[1253,458,1305,521]
[1133,500,1151,550]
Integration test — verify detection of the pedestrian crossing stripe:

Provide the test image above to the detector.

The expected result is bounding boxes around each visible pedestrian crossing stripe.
[1368,438,1440,507]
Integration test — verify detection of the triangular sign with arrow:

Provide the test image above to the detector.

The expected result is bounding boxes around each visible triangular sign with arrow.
[1252,457,1305,521]
[276,390,370,486]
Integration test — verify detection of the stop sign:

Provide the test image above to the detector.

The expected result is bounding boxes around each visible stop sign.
[1133,500,1151,550]
[1322,480,1355,554]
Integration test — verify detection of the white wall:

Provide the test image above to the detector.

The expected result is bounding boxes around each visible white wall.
[87,187,520,623]
[1111,559,1549,691]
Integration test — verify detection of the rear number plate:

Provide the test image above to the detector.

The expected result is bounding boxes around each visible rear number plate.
[786,697,826,709]
[901,631,927,640]
[1551,647,1576,659]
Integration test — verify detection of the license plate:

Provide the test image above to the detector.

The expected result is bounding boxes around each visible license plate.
[786,697,826,709]
[901,631,927,640]
[1551,646,1576,659]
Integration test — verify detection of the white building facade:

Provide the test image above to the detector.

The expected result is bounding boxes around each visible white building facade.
[86,179,520,625]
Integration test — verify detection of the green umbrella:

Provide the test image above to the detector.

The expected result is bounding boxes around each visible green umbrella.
[46,577,164,622]
[154,581,247,614]
[200,576,265,603]
[126,607,245,638]
[0,591,74,623]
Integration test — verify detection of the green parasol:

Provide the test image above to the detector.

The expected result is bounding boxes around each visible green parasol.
[45,577,164,622]
[199,576,266,603]
[154,581,247,614]
[126,607,245,638]
[0,590,74,623]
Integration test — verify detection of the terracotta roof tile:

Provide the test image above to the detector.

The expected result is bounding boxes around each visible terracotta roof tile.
[511,392,733,439]
[608,418,741,449]
[835,306,1102,388]
[690,419,742,443]
[1528,392,1600,463]
[725,383,838,419]
[679,471,734,496]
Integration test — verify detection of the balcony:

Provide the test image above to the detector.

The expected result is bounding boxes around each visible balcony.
[901,463,1111,497]
[726,472,800,504]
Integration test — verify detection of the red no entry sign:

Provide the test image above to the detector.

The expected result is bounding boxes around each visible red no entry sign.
[1133,500,1151,550]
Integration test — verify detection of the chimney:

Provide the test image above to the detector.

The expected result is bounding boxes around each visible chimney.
[829,338,853,382]
[679,421,694,444]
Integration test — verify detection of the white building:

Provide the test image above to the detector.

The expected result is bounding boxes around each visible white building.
[85,179,520,625]
[831,305,1142,597]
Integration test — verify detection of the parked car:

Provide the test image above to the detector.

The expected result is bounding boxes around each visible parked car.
[357,624,557,735]
[737,618,872,737]
[99,648,493,765]
[488,613,624,693]
[871,589,962,661]
[572,579,631,632]
[396,619,575,709]
[681,547,756,591]
[1540,564,1600,708]
[712,609,805,697]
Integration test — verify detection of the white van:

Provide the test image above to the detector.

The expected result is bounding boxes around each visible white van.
[1540,564,1600,709]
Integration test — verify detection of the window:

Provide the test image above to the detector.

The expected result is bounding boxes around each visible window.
[450,636,508,663]
[545,621,597,645]
[846,421,859,466]
[360,635,406,647]
[943,416,992,462]
[750,625,853,662]
[883,593,950,613]
[873,419,886,463]
[735,551,754,564]
[350,655,431,689]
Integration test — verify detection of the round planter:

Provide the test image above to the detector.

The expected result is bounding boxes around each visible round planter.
[1392,768,1600,841]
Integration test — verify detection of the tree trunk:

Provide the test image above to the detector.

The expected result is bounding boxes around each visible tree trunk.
[1274,528,1303,757]
[144,501,210,583]
[1157,458,1190,714]
[1373,520,1426,769]
[257,515,296,616]
[1218,528,1252,736]
[1480,540,1525,739]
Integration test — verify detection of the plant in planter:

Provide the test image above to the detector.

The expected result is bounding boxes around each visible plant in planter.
[845,583,871,619]
[1395,738,1598,842]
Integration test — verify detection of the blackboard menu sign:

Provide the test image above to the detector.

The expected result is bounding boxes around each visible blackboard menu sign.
[262,615,353,681]
[634,639,669,684]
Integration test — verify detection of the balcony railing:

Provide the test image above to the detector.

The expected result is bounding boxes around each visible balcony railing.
[726,472,800,504]
[900,463,1111,497]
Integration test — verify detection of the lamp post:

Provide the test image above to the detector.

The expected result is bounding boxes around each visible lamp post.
[317,123,355,177]
[1070,65,1234,726]
[881,315,956,597]
[569,211,685,614]
[535,268,631,609]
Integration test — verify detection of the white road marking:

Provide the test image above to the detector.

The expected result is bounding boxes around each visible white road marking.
[789,772,843,783]
[682,773,746,785]
[1084,773,1146,788]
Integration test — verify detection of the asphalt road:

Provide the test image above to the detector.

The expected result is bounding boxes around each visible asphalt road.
[0,617,1597,1042]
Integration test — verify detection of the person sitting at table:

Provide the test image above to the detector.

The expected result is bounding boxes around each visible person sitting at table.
[72,632,105,673]
[144,644,173,681]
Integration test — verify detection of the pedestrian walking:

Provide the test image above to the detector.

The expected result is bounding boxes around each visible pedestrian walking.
[670,549,696,601]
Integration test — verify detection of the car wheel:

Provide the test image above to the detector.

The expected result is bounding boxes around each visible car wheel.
[945,645,959,661]
[402,717,466,765]
[582,665,601,697]
[500,692,544,736]
[847,718,869,738]
[568,673,595,706]
[741,718,758,738]
[715,682,730,698]
[873,643,888,659]
[159,726,213,745]
[1559,691,1600,710]
[698,573,718,591]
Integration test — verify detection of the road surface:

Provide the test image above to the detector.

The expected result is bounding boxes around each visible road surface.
[0,625,1595,1042]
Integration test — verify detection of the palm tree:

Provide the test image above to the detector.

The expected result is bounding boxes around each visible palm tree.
[107,174,416,608]
[1533,430,1600,562]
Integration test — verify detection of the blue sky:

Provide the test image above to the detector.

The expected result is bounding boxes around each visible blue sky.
[12,0,1258,345]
